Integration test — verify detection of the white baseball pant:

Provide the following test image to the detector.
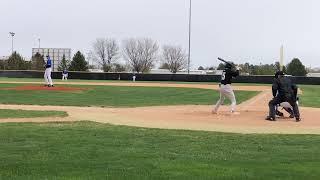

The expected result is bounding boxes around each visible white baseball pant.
[280,101,299,108]
[44,68,53,86]
[62,74,68,80]
[213,84,237,113]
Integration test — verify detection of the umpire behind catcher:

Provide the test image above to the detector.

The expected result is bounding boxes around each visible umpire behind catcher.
[266,71,301,122]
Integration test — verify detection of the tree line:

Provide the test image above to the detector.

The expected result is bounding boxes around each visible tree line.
[1,38,188,74]
[0,51,90,72]
[1,37,309,76]
[199,58,308,76]
[89,38,187,73]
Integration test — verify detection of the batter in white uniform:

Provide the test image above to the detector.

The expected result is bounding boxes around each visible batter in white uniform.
[212,62,240,114]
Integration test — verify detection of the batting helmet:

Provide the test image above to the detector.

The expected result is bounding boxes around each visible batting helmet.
[225,62,233,69]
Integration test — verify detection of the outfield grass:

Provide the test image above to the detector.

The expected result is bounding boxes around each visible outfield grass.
[0,122,319,179]
[0,84,258,107]
[0,78,319,108]
[0,109,67,119]
[0,77,219,84]
[0,77,270,86]
[300,85,320,108]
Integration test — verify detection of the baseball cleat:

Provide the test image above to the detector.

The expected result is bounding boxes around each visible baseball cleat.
[296,117,301,122]
[289,114,295,119]
[265,116,276,121]
[231,111,240,115]
[211,110,217,114]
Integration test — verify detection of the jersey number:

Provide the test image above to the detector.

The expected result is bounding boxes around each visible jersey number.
[221,72,226,81]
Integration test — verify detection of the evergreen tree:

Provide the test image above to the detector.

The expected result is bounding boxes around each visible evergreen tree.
[58,54,69,71]
[198,66,204,70]
[275,61,287,73]
[24,61,32,70]
[113,63,126,72]
[102,63,112,72]
[217,63,225,70]
[7,52,29,70]
[0,60,7,70]
[240,62,251,74]
[31,52,45,70]
[286,58,307,76]
[68,51,88,71]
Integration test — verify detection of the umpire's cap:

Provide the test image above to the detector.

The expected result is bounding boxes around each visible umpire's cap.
[275,71,285,78]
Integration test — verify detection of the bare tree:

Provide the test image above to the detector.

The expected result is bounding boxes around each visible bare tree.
[122,38,159,73]
[91,38,119,72]
[161,45,187,73]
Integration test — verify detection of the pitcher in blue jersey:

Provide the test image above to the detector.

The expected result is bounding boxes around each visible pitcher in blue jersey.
[44,55,54,87]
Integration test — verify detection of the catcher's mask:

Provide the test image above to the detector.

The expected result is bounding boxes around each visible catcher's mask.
[275,71,285,79]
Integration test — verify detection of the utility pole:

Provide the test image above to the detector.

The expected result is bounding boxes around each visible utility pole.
[187,0,192,74]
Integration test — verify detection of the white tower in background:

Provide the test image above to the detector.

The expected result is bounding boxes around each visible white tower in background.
[280,45,284,71]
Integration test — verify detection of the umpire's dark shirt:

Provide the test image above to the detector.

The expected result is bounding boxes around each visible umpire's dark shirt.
[272,76,297,98]
[221,68,239,85]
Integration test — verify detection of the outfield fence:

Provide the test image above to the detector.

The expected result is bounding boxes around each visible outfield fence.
[0,70,319,85]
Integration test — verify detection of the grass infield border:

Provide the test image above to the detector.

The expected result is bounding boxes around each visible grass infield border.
[0,109,68,119]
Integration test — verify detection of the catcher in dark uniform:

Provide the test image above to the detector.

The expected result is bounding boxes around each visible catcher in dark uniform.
[266,71,301,122]
[274,71,296,119]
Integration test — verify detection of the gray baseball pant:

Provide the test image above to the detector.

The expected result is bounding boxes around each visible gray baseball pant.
[213,84,237,113]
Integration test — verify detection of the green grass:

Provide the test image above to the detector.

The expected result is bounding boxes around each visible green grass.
[1,77,214,84]
[0,122,319,179]
[0,109,67,119]
[0,77,270,85]
[0,77,132,83]
[1,78,319,108]
[299,85,320,108]
[0,83,258,107]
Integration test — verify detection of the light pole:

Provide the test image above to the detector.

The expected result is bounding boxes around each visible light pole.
[9,32,15,54]
[187,0,192,74]
[38,38,41,49]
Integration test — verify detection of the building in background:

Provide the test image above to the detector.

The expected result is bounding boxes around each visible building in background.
[32,48,71,71]
[307,73,320,77]
[149,69,223,75]
[0,56,9,61]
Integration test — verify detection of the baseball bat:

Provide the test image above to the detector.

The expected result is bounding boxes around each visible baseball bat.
[217,57,233,66]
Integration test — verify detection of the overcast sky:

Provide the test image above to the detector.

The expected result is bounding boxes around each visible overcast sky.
[1,0,319,68]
